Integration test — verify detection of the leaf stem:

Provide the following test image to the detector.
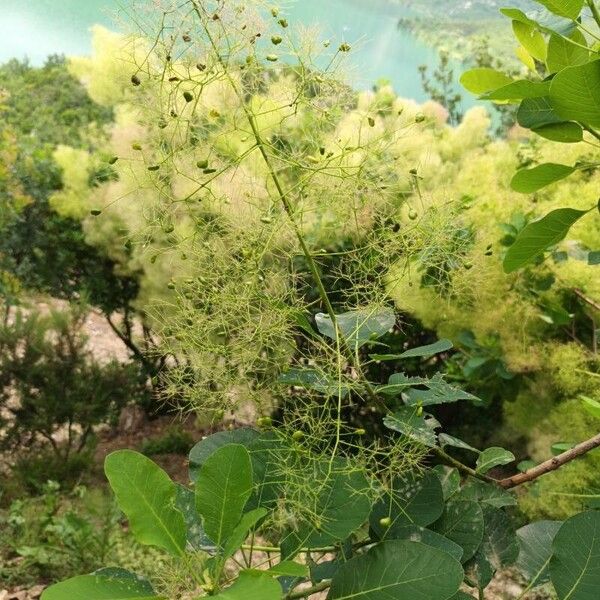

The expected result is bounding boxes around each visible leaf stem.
[285,580,332,600]
[432,446,489,481]
[587,0,600,30]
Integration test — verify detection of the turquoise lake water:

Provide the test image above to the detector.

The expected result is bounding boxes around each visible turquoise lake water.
[0,0,455,103]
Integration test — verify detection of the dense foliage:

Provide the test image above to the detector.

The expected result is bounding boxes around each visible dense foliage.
[1,0,599,598]
[32,1,600,599]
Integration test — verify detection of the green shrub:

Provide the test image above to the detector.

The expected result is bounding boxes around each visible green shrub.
[0,305,149,470]
[140,427,193,456]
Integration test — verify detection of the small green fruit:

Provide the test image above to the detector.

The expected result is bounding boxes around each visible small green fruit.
[108,156,119,165]
[379,517,392,528]
[278,18,288,28]
[408,209,418,220]
[415,113,425,123]
[257,416,273,428]
[90,209,102,216]
[355,428,366,436]
[148,165,160,171]
[266,54,278,62]
[271,35,282,45]
[197,159,209,169]
[183,91,194,102]
[132,143,142,151]
[339,43,351,52]
[131,74,141,86]
[368,117,375,127]
[292,430,304,442]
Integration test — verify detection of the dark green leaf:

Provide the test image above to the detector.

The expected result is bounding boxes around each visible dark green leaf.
[533,121,583,143]
[438,433,480,454]
[281,459,371,554]
[370,472,444,539]
[503,208,589,273]
[278,368,351,397]
[175,485,213,550]
[550,511,600,599]
[456,478,517,509]
[222,508,268,560]
[479,507,519,570]
[328,540,464,600]
[518,96,564,128]
[516,521,562,586]
[511,163,576,193]
[104,451,186,557]
[390,525,464,561]
[432,501,485,562]
[189,428,259,482]
[315,308,395,348]
[371,339,453,361]
[432,465,461,500]
[383,406,440,447]
[588,251,600,265]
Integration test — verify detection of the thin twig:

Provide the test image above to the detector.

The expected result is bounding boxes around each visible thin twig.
[285,580,332,600]
[498,432,600,488]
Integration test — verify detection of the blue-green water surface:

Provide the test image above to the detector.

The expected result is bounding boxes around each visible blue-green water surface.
[0,0,452,102]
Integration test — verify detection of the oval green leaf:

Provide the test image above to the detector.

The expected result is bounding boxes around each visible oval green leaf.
[503,208,589,273]
[195,444,253,546]
[550,511,600,599]
[532,122,583,143]
[582,395,600,419]
[432,501,485,562]
[547,30,589,73]
[328,540,464,600]
[369,472,444,539]
[476,447,516,474]
[516,520,562,586]
[534,0,584,19]
[511,163,576,193]
[460,68,513,95]
[41,570,163,600]
[513,20,547,61]
[212,570,281,600]
[550,61,600,128]
[104,451,186,556]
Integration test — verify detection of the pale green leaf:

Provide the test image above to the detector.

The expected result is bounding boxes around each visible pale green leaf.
[460,68,513,95]
[390,525,464,561]
[550,61,600,128]
[581,395,600,419]
[41,570,162,600]
[222,508,267,560]
[503,208,589,273]
[104,451,186,556]
[483,80,550,102]
[511,163,576,193]
[328,540,464,600]
[212,571,281,600]
[534,0,584,19]
[547,30,589,73]
[513,20,547,60]
[195,444,253,546]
